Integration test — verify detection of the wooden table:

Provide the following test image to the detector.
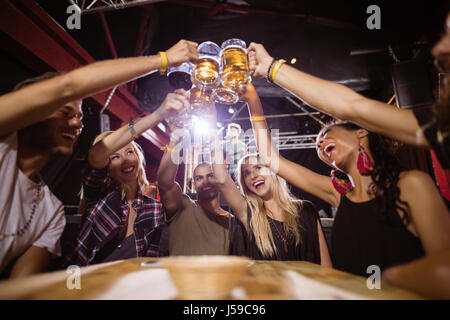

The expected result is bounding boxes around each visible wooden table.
[0,257,424,300]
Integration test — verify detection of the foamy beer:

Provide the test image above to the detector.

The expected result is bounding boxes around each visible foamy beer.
[192,41,221,88]
[220,39,251,89]
[212,84,239,105]
[189,86,214,116]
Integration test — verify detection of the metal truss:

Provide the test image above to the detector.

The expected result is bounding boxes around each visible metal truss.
[68,0,166,14]
[244,134,318,151]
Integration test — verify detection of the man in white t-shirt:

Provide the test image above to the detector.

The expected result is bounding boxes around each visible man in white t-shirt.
[0,39,199,278]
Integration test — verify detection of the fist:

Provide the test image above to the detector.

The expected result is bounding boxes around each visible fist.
[158,89,190,119]
[166,39,198,68]
[247,42,273,78]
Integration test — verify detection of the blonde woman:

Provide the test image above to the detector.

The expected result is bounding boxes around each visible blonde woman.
[210,108,331,264]
[69,90,189,266]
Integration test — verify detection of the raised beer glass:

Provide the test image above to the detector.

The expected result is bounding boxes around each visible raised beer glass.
[211,83,239,105]
[189,86,214,116]
[192,41,221,88]
[220,39,251,89]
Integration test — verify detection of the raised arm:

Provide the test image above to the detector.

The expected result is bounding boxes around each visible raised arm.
[247,43,424,148]
[0,39,198,138]
[88,89,189,169]
[156,128,186,220]
[239,83,340,207]
[209,108,249,228]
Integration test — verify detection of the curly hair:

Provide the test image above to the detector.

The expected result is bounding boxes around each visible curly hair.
[322,121,411,226]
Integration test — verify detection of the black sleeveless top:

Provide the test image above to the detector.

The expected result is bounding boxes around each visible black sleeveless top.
[331,195,425,276]
[230,201,322,263]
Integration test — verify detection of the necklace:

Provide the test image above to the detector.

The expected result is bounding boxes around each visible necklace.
[265,207,289,253]
[0,184,41,241]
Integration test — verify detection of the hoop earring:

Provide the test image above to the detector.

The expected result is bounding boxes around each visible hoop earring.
[330,169,353,195]
[357,142,373,175]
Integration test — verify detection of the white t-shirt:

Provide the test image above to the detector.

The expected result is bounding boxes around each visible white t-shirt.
[0,133,65,274]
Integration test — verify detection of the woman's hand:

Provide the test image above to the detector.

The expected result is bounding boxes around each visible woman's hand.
[166,39,198,67]
[247,42,273,78]
[155,89,189,120]
[237,82,258,103]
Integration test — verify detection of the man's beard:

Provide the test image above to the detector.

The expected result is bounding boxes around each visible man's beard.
[197,185,218,201]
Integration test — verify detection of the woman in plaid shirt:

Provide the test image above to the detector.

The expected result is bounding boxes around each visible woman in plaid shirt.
[69,90,190,265]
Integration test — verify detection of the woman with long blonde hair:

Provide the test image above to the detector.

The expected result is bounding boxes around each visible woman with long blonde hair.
[68,90,189,266]
[211,108,331,264]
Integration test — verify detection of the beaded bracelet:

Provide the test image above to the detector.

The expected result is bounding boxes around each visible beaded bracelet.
[129,118,138,140]
[266,58,277,83]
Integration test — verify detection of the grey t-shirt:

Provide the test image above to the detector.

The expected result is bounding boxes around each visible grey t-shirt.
[166,194,233,256]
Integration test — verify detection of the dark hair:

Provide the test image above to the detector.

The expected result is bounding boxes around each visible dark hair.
[13,72,65,91]
[322,120,410,226]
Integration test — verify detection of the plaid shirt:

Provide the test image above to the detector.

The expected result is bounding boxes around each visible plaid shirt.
[71,165,165,266]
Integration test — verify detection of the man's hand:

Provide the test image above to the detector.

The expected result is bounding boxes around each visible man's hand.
[247,42,273,78]
[166,39,199,68]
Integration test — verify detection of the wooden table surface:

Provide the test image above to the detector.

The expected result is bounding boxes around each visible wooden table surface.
[0,257,424,300]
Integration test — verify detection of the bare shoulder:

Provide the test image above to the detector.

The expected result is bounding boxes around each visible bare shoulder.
[398,170,434,189]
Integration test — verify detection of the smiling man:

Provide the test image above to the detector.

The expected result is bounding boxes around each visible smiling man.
[0,72,83,278]
[157,137,233,256]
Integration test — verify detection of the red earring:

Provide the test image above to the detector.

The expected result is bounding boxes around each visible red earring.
[357,142,373,175]
[330,169,353,195]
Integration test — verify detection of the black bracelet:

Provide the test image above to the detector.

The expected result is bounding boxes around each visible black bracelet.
[266,58,277,83]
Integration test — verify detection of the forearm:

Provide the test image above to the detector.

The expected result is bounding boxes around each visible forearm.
[157,138,181,191]
[88,109,164,168]
[9,246,51,278]
[274,64,363,120]
[274,64,424,147]
[210,134,229,184]
[247,96,279,168]
[0,55,164,137]
[383,251,450,299]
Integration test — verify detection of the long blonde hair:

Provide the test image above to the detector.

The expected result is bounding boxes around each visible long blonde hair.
[235,153,302,257]
[92,131,150,200]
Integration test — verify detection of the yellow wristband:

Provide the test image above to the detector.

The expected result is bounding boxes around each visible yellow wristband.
[269,59,286,82]
[160,145,174,152]
[251,115,266,121]
[159,51,167,75]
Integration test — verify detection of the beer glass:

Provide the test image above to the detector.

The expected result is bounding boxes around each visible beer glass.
[220,39,251,89]
[167,62,193,90]
[211,84,239,105]
[189,86,214,116]
[167,109,192,130]
[192,41,221,88]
